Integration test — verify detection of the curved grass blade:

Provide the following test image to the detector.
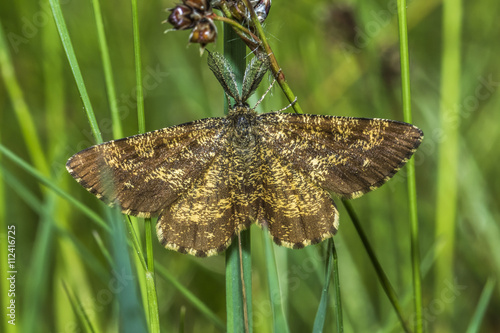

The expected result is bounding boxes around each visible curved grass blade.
[312,239,342,333]
[0,144,109,232]
[466,278,496,333]
[23,194,56,333]
[0,20,49,176]
[263,229,290,333]
[62,281,97,333]
[342,199,410,332]
[155,262,225,330]
[49,0,103,143]
[332,241,343,333]
[107,208,148,332]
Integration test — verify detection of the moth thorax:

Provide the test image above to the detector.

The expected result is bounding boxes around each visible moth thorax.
[229,106,257,150]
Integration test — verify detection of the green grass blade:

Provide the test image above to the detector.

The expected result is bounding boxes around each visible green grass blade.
[107,208,148,332]
[91,0,123,138]
[131,0,145,133]
[62,281,97,333]
[224,25,253,333]
[0,166,42,213]
[332,241,343,333]
[466,278,496,333]
[1,165,108,278]
[92,230,114,267]
[312,238,344,333]
[155,262,225,329]
[434,0,462,329]
[145,218,160,332]
[263,229,290,333]
[42,7,65,158]
[342,199,410,332]
[0,20,49,176]
[123,216,151,326]
[396,1,423,332]
[23,195,56,333]
[124,217,147,271]
[0,144,110,232]
[49,0,103,143]
[313,240,343,332]
[130,0,159,329]
[1,166,108,331]
[312,240,334,333]
[145,270,160,332]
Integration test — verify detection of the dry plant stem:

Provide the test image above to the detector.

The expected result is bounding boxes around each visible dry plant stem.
[216,1,303,114]
[237,233,250,333]
[240,0,303,114]
[211,14,259,44]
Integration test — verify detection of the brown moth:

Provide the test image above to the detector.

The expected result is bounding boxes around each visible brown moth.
[67,52,423,257]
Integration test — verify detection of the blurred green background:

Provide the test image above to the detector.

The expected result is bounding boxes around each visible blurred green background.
[1,0,499,332]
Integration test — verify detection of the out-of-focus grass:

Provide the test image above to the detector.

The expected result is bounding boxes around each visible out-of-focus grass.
[1,0,499,332]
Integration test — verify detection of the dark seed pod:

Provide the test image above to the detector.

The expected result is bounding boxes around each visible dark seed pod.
[189,18,217,46]
[185,0,210,12]
[168,5,195,30]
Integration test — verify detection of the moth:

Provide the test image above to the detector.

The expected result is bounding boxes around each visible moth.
[67,52,423,257]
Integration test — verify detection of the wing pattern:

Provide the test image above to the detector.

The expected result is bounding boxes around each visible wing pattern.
[258,113,423,199]
[66,118,228,217]
[256,141,339,248]
[67,109,423,256]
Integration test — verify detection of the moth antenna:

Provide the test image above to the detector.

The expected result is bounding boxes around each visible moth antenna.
[274,96,298,113]
[251,75,277,110]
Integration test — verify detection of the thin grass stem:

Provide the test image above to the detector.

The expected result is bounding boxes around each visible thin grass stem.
[91,0,123,138]
[332,241,343,332]
[154,262,225,329]
[342,199,410,332]
[62,281,97,333]
[466,278,496,333]
[131,0,145,134]
[397,1,423,331]
[49,0,103,144]
[312,239,335,333]
[130,1,159,329]
[224,26,253,333]
[263,229,290,333]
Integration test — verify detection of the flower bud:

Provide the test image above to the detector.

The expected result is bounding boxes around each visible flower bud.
[168,5,195,30]
[189,18,217,46]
